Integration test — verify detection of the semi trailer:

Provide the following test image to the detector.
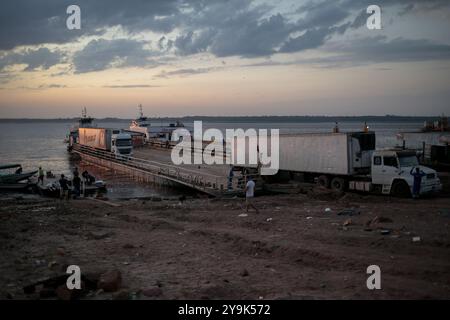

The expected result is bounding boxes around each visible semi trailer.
[236,131,442,197]
[78,128,133,156]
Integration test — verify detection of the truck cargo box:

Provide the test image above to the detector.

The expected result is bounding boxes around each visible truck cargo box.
[278,133,352,175]
[231,131,375,176]
[78,128,112,151]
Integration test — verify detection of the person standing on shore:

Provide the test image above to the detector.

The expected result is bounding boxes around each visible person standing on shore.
[38,167,44,185]
[244,176,259,214]
[410,167,426,199]
[228,165,234,190]
[59,174,69,200]
[72,174,81,199]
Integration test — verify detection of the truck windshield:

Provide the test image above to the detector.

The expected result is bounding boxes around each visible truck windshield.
[116,139,131,147]
[398,155,419,167]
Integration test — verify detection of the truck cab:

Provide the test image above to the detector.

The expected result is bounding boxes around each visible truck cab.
[371,150,442,196]
[111,131,133,157]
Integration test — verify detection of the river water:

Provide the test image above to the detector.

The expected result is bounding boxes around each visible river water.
[0,120,432,198]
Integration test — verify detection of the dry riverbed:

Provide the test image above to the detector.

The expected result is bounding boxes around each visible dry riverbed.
[0,190,449,300]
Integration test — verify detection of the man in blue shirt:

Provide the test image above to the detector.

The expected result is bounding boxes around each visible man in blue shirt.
[410,167,426,199]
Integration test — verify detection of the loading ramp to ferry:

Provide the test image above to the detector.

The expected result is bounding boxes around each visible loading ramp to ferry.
[71,144,253,197]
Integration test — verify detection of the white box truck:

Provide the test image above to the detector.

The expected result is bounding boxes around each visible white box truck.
[234,131,442,197]
[78,128,133,156]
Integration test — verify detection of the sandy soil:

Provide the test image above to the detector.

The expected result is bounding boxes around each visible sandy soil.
[0,190,449,300]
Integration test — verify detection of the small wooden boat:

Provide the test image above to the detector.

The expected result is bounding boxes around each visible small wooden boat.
[0,164,37,184]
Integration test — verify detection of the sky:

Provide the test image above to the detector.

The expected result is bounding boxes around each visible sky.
[0,0,449,118]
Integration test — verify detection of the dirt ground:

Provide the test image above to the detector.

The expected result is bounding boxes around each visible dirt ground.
[0,189,449,300]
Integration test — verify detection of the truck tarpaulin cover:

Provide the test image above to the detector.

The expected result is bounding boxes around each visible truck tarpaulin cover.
[79,128,109,150]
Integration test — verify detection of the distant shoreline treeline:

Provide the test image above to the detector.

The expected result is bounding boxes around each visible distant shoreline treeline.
[0,115,441,123]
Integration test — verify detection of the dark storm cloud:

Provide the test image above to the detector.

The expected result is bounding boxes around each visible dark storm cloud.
[296,36,450,68]
[0,48,64,71]
[1,0,449,73]
[279,27,332,53]
[0,0,182,50]
[173,1,294,57]
[331,36,450,63]
[244,35,450,69]
[72,39,156,73]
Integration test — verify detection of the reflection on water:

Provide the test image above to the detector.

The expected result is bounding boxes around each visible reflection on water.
[71,162,188,199]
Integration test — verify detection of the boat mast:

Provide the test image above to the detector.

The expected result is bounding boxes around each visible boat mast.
[138,104,143,119]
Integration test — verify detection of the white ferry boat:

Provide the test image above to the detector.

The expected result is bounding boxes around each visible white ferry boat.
[129,104,190,142]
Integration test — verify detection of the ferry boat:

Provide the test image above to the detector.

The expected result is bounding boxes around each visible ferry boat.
[422,115,449,132]
[66,108,96,150]
[129,104,190,142]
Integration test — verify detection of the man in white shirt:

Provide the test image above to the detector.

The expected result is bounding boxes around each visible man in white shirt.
[244,177,259,214]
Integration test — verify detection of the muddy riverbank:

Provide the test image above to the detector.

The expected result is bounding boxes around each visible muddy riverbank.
[0,190,449,300]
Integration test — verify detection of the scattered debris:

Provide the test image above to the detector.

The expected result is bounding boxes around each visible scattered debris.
[343,219,352,226]
[370,216,393,224]
[240,269,249,277]
[88,231,113,240]
[366,216,393,229]
[98,270,122,292]
[337,208,361,216]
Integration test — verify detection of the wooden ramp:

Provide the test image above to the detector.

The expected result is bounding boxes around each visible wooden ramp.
[71,144,250,197]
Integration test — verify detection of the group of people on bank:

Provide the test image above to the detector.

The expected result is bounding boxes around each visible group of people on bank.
[36,166,96,200]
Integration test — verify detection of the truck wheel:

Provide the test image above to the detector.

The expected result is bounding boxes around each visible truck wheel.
[391,180,411,198]
[317,175,330,188]
[331,177,346,192]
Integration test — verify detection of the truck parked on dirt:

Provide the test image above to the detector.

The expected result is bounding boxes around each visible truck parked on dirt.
[238,131,442,197]
[78,128,133,156]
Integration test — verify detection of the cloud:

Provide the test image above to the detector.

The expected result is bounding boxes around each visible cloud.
[325,36,450,64]
[72,39,156,73]
[0,47,64,71]
[102,84,160,88]
[1,0,449,75]
[279,27,332,53]
[243,35,450,69]
[0,0,182,50]
[155,67,217,78]
[39,84,67,89]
